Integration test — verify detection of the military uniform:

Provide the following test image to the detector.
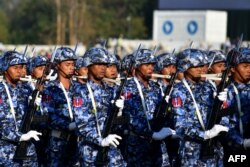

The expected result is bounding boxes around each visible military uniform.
[122,49,171,167]
[72,47,126,166]
[171,49,229,167]
[223,48,250,165]
[42,47,79,166]
[0,51,38,166]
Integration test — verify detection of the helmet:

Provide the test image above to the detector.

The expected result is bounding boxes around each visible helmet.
[54,47,77,64]
[155,52,176,72]
[83,47,110,67]
[207,50,226,68]
[134,49,156,68]
[201,50,209,65]
[235,47,250,65]
[27,55,48,75]
[121,54,134,72]
[2,51,27,71]
[177,49,205,72]
[75,56,88,70]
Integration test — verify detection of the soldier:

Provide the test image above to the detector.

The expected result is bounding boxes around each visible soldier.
[171,48,229,166]
[155,52,177,94]
[42,47,79,166]
[121,48,175,166]
[75,56,88,84]
[0,51,41,166]
[154,52,178,167]
[72,47,126,166]
[223,47,250,165]
[27,55,50,167]
[207,50,227,88]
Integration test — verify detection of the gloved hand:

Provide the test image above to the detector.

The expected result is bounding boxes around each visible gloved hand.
[165,95,170,103]
[35,95,42,106]
[204,124,229,140]
[20,130,42,142]
[152,127,175,140]
[68,122,77,131]
[115,96,124,117]
[217,88,228,102]
[101,134,122,148]
[243,139,250,150]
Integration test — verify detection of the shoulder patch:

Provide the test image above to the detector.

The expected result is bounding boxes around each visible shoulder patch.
[171,97,182,107]
[123,91,132,100]
[73,98,83,107]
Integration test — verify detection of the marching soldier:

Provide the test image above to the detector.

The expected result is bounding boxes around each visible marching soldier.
[42,47,79,166]
[223,47,250,165]
[155,52,177,94]
[171,48,229,166]
[0,51,41,166]
[207,50,227,88]
[75,56,88,84]
[72,47,126,166]
[121,48,175,166]
[27,55,50,167]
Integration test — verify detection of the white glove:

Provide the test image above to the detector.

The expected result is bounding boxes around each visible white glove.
[101,134,122,148]
[20,130,42,142]
[68,122,77,131]
[243,139,250,150]
[115,96,124,117]
[35,95,42,106]
[152,127,175,140]
[165,95,170,103]
[204,124,229,140]
[217,88,228,102]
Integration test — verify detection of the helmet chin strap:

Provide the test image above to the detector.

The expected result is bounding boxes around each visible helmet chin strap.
[57,66,72,79]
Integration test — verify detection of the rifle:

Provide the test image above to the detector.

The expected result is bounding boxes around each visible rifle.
[152,72,177,131]
[200,34,243,159]
[13,46,57,161]
[95,44,141,166]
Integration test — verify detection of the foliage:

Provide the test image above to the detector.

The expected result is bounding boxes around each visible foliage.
[0,0,154,44]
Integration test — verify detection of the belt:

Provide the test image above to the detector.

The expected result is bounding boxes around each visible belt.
[50,130,71,141]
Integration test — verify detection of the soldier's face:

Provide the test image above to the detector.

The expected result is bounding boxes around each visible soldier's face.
[5,64,23,83]
[88,63,108,81]
[57,60,75,78]
[210,62,226,74]
[232,63,250,83]
[185,65,203,82]
[105,64,118,79]
[32,65,46,79]
[160,64,176,75]
[76,67,88,77]
[136,63,154,80]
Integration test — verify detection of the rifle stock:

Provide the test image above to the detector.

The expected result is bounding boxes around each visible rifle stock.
[152,72,177,131]
[95,44,141,166]
[200,41,242,159]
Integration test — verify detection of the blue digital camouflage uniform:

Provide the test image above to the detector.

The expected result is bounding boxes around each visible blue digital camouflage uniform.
[121,49,170,167]
[42,47,79,166]
[171,49,229,167]
[0,51,38,166]
[224,48,250,155]
[27,55,49,166]
[72,47,126,166]
[42,79,79,166]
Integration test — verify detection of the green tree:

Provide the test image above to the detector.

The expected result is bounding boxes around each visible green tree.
[0,10,9,43]
[10,0,56,44]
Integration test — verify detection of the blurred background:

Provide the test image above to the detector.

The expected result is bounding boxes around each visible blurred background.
[0,0,249,56]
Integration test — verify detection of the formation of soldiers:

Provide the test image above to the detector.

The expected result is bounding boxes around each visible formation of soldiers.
[0,43,250,167]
